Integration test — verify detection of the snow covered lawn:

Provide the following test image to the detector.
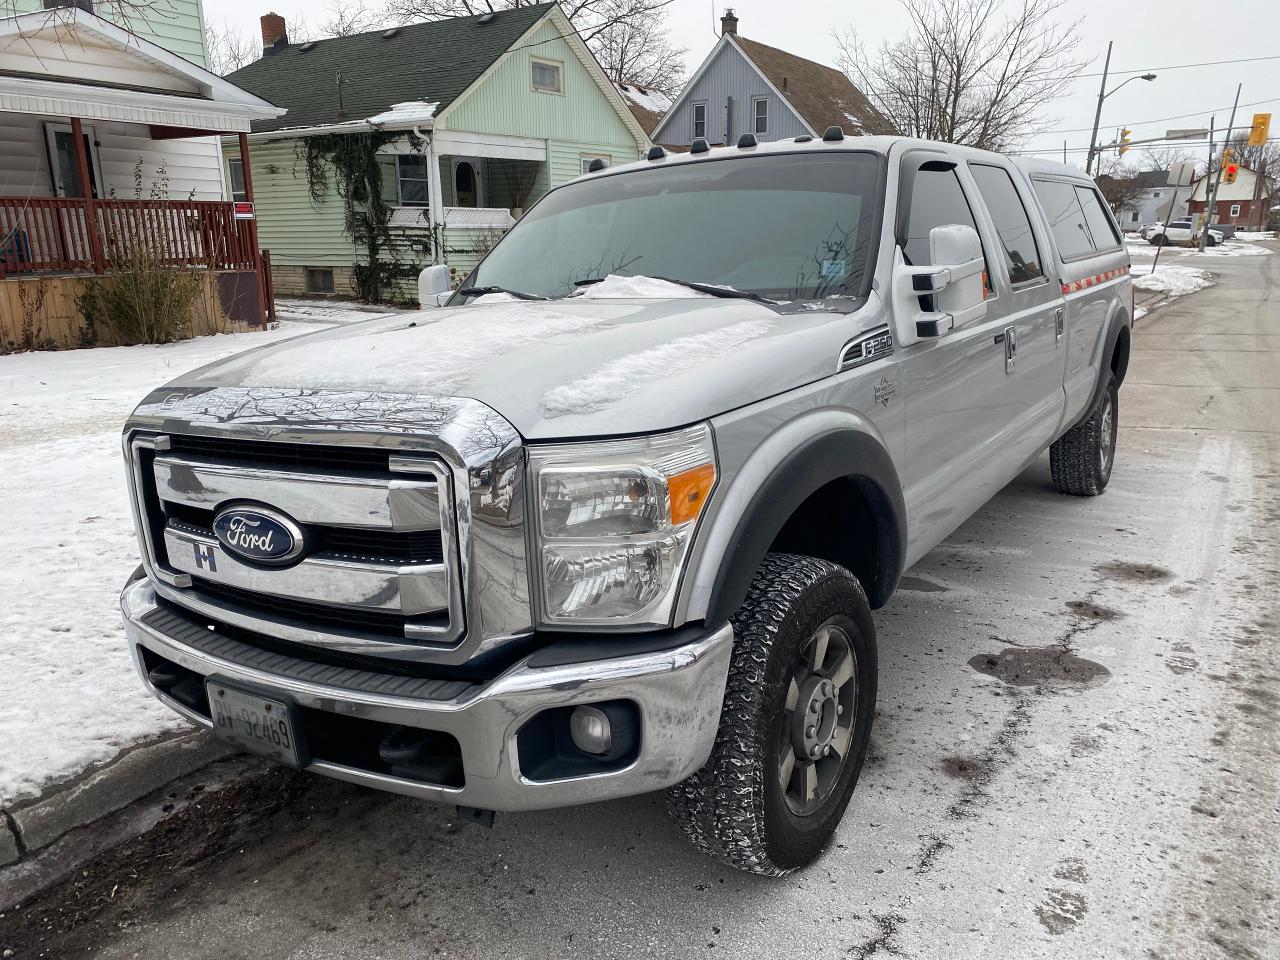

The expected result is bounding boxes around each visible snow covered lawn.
[274,298,410,325]
[0,322,331,807]
[1129,263,1214,320]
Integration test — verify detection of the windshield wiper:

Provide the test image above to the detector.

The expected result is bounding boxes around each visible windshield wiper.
[457,285,546,301]
[572,275,772,302]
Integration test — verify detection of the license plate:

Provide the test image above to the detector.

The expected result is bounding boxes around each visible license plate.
[206,681,302,767]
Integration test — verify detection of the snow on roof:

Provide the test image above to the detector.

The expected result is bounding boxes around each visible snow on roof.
[366,100,440,126]
[616,83,672,114]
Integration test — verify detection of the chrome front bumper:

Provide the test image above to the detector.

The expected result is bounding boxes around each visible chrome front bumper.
[121,578,733,812]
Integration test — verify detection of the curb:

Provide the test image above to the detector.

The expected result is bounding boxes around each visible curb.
[0,731,237,875]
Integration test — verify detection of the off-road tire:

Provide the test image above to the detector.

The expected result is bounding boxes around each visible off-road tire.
[666,554,877,876]
[1050,372,1119,496]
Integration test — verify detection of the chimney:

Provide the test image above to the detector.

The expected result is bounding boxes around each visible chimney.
[720,8,738,36]
[261,12,288,53]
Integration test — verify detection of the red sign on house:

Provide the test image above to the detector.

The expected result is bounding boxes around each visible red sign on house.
[233,201,255,220]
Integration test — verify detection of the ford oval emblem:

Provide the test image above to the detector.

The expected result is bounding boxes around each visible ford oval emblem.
[211,504,306,566]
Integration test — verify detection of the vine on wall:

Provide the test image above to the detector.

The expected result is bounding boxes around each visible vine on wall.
[300,131,426,303]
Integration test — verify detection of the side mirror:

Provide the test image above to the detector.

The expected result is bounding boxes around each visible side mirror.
[418,264,453,308]
[891,224,987,346]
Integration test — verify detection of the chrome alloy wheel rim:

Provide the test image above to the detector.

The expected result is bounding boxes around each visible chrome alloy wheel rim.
[1099,393,1115,475]
[778,621,858,817]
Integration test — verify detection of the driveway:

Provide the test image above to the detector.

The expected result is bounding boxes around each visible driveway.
[4,248,1278,960]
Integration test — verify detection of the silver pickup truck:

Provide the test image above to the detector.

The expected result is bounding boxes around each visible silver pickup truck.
[120,132,1132,876]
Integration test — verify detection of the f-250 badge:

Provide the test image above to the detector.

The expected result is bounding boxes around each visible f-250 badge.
[874,377,897,407]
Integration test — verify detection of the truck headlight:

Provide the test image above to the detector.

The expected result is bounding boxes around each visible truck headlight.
[530,425,717,627]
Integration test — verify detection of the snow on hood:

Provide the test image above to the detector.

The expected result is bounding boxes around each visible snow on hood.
[572,275,712,299]
[169,295,885,439]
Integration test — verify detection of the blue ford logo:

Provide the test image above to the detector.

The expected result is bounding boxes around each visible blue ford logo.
[211,504,306,566]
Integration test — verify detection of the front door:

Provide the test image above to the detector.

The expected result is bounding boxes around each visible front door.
[453,159,480,208]
[44,122,102,198]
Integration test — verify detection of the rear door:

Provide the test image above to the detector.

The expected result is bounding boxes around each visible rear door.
[966,161,1067,456]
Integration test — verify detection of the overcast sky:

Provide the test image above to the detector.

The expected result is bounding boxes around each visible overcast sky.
[206,0,1280,163]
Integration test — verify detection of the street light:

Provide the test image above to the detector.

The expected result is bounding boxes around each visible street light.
[1085,42,1158,173]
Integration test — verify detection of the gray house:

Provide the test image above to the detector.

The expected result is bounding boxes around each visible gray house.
[1118,170,1190,229]
[651,9,896,150]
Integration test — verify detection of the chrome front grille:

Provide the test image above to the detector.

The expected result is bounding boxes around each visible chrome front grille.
[128,433,464,657]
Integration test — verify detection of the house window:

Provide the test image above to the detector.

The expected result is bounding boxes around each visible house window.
[42,0,94,11]
[753,97,768,136]
[531,58,563,94]
[581,155,609,174]
[1230,203,1241,218]
[692,102,707,140]
[397,155,430,207]
[227,158,247,202]
[306,268,335,294]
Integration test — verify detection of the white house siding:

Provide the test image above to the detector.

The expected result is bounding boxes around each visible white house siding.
[654,40,810,147]
[0,112,226,200]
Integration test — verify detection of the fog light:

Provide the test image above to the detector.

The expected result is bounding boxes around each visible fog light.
[569,705,612,756]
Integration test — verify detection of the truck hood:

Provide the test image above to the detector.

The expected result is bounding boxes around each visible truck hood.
[168,296,882,439]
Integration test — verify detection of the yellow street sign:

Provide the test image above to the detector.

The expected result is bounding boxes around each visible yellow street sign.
[1249,113,1271,147]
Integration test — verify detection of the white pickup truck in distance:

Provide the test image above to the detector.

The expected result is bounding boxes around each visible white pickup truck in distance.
[120,131,1132,876]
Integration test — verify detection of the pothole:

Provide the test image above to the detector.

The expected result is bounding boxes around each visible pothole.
[969,646,1111,688]
[1065,599,1122,621]
[1094,560,1174,583]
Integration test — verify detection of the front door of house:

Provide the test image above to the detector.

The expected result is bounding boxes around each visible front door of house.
[44,122,103,198]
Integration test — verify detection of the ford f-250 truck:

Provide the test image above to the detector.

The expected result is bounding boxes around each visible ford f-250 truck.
[120,131,1132,876]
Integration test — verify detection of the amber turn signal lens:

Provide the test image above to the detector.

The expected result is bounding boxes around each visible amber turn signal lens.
[668,462,716,526]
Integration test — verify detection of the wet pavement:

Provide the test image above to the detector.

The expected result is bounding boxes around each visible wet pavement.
[3,248,1278,960]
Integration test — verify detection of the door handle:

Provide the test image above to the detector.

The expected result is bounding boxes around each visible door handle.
[1055,307,1064,346]
[1003,325,1017,374]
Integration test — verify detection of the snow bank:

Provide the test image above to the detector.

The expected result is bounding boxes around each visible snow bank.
[572,275,712,299]
[1129,264,1213,319]
[1194,240,1272,257]
[1235,231,1275,241]
[540,319,772,418]
[0,323,329,806]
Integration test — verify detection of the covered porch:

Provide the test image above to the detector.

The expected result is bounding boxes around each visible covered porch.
[0,8,284,340]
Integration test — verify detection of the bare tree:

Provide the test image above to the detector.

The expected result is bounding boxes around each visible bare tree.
[1138,145,1196,174]
[383,0,677,91]
[321,0,389,37]
[835,0,1087,150]
[1224,132,1280,185]
[205,18,259,76]
[589,7,685,98]
[1092,157,1145,218]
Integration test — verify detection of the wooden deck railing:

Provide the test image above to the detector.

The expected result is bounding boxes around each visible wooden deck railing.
[0,197,259,276]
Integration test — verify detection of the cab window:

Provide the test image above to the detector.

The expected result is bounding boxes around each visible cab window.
[902,165,991,292]
[969,163,1044,284]
[1074,185,1122,250]
[1031,178,1094,259]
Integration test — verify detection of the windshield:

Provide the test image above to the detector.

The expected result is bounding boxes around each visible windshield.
[461,152,882,302]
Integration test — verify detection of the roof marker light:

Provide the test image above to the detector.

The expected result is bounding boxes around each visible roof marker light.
[690,137,710,154]
[737,133,757,148]
[646,145,667,161]
[822,126,845,142]
[794,134,813,143]
[588,158,606,172]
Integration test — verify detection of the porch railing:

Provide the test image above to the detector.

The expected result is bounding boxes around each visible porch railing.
[0,197,258,277]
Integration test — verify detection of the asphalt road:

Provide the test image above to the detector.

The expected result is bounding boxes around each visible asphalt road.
[5,248,1278,960]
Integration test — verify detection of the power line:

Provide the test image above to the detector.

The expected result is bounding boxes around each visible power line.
[1087,53,1280,79]
[1044,96,1280,135]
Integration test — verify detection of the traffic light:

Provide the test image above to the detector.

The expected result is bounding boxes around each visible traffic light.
[1118,129,1132,156]
[1223,162,1240,184]
[1249,113,1271,147]
[1222,146,1233,166]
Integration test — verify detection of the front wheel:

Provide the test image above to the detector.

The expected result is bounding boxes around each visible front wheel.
[1050,373,1118,496]
[667,554,877,876]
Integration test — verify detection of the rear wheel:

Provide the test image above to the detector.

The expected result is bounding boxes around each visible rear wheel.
[1149,234,1166,246]
[1050,373,1118,496]
[667,554,877,876]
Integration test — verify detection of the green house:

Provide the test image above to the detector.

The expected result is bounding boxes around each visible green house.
[225,3,651,300]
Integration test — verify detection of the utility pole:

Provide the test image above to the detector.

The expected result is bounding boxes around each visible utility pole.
[1086,41,1113,175]
[1200,83,1242,252]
